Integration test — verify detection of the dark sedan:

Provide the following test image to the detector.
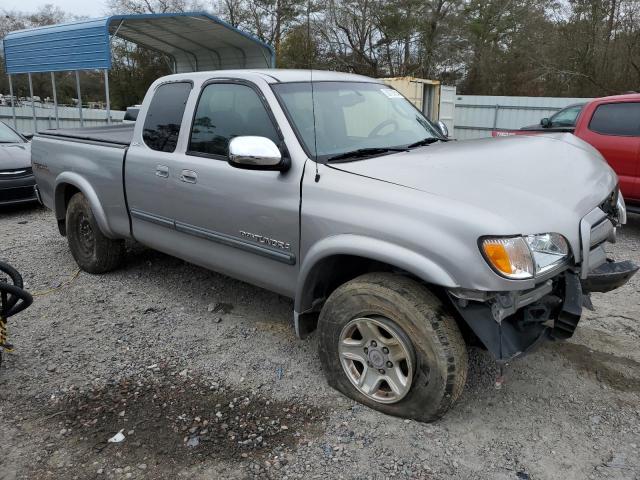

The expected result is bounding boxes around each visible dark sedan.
[0,122,39,206]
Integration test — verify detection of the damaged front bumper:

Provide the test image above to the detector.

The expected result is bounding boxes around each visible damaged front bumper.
[449,259,638,363]
[451,192,637,362]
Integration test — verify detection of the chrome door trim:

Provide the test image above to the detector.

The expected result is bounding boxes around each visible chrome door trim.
[130,208,296,265]
[130,208,175,228]
[175,221,295,265]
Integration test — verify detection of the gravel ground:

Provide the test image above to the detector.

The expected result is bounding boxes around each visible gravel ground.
[1,204,639,480]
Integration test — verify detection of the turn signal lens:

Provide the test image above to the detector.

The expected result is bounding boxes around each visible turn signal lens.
[481,237,534,279]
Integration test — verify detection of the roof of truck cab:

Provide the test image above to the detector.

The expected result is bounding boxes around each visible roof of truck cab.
[157,69,380,84]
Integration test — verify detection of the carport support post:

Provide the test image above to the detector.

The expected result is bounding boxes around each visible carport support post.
[51,72,59,129]
[8,75,17,129]
[28,73,37,134]
[75,70,84,127]
[104,69,111,124]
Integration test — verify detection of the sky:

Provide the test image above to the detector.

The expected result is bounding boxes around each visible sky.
[4,0,107,18]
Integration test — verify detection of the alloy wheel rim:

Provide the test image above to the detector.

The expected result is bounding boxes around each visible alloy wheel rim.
[338,316,414,404]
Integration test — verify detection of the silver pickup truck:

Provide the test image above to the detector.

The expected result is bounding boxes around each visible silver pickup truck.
[32,70,637,422]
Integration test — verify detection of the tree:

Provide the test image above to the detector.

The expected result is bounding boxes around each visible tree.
[3,0,640,102]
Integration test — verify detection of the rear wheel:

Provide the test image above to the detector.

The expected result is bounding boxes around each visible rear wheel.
[66,193,124,273]
[318,272,468,422]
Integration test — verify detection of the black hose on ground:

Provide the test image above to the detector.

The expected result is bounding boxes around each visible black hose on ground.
[0,261,33,367]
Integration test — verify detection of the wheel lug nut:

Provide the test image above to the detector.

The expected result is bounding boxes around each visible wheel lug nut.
[378,369,385,374]
[364,347,368,354]
[386,361,393,368]
[382,347,389,354]
[371,341,377,347]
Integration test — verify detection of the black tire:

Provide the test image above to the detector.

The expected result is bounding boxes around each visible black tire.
[66,193,124,274]
[318,272,468,422]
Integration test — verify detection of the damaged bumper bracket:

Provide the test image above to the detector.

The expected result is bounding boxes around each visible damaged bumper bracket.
[449,272,583,362]
[581,259,639,293]
[449,259,637,363]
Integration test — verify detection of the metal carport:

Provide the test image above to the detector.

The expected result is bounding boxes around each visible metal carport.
[2,12,275,130]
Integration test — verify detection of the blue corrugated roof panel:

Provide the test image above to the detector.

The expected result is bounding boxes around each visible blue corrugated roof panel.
[2,12,275,74]
[3,18,112,73]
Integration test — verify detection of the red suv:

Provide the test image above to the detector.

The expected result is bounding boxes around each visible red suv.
[573,94,640,211]
[493,94,640,211]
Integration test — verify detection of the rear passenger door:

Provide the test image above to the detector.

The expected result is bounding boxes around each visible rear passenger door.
[125,81,193,252]
[581,102,640,200]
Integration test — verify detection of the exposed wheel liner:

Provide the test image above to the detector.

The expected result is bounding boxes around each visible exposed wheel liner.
[318,272,468,422]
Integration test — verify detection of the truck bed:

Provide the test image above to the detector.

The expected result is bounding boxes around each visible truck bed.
[38,124,134,146]
[32,124,133,239]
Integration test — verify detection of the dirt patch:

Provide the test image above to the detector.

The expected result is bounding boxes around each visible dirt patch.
[19,371,327,479]
[553,341,640,393]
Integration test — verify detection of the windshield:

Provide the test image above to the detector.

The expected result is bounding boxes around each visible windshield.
[550,104,584,127]
[124,107,140,121]
[0,122,24,143]
[272,82,441,161]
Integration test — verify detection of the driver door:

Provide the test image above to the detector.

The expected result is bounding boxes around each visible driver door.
[168,80,302,297]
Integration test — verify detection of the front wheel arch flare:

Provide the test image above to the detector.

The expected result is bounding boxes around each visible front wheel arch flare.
[295,235,459,316]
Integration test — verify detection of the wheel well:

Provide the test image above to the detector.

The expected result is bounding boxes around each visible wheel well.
[296,255,418,336]
[56,184,81,236]
[296,254,469,340]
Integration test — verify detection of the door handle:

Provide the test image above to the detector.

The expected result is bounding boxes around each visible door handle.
[156,165,169,178]
[180,169,198,184]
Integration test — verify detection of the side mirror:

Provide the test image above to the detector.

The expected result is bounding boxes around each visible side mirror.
[540,118,551,128]
[228,136,289,171]
[23,133,34,141]
[436,120,449,138]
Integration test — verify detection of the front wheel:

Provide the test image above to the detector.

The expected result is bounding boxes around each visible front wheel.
[318,272,468,422]
[66,193,124,274]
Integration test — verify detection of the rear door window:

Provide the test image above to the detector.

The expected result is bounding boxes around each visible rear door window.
[142,82,192,152]
[589,102,640,136]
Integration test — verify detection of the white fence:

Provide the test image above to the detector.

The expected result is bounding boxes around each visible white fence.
[3,94,596,140]
[0,105,125,135]
[453,95,593,140]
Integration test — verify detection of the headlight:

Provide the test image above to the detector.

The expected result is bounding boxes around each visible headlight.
[525,233,569,275]
[481,233,569,279]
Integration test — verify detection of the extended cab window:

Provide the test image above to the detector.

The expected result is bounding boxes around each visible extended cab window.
[589,102,640,136]
[189,83,279,157]
[142,82,192,152]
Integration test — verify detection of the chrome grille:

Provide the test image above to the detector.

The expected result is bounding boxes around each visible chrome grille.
[590,218,615,248]
[580,203,617,279]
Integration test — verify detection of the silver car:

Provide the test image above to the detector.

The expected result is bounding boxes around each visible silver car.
[0,122,38,206]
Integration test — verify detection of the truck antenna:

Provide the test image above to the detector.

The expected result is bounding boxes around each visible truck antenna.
[307,0,320,182]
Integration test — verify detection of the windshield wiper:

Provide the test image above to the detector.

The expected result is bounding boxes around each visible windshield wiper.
[406,137,442,149]
[326,147,408,163]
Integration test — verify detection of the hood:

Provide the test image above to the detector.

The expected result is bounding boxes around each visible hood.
[0,142,31,171]
[330,133,617,232]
